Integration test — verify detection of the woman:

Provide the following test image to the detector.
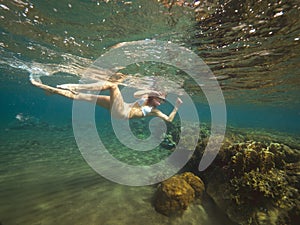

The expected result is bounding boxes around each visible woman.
[30,78,183,122]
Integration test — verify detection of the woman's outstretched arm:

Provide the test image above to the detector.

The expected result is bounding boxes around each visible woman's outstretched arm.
[150,97,182,122]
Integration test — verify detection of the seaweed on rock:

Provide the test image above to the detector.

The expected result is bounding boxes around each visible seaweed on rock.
[154,172,205,216]
[152,122,299,224]
[203,141,299,225]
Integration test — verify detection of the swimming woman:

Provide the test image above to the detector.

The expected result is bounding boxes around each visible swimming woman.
[30,78,183,122]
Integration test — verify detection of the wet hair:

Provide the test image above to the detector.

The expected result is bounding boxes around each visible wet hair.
[134,90,166,100]
[147,96,165,107]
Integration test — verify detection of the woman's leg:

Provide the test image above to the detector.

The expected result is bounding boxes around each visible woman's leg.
[95,82,127,118]
[57,73,127,92]
[31,79,111,109]
[31,79,128,117]
[57,80,127,117]
[57,82,105,92]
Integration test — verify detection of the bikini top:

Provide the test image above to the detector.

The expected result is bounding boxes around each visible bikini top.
[136,98,153,116]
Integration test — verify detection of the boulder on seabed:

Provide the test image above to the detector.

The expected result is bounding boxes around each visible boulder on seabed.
[154,172,205,216]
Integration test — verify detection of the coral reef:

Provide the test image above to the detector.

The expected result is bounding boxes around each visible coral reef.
[154,172,205,216]
[160,133,176,150]
[162,120,210,151]
[154,176,195,216]
[179,172,205,197]
[201,140,299,225]
[161,122,300,224]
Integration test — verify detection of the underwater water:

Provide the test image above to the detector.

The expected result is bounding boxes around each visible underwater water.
[0,0,299,225]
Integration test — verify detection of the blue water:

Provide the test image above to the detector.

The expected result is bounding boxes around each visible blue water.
[1,78,299,133]
[0,0,299,225]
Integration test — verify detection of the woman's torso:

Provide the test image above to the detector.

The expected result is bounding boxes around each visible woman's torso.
[127,98,153,119]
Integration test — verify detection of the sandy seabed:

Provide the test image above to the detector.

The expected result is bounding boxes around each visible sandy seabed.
[0,126,234,225]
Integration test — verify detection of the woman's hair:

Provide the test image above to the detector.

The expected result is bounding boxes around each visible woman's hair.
[147,95,166,108]
[134,90,166,100]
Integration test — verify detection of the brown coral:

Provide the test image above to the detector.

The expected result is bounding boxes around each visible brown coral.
[178,172,205,198]
[154,172,205,216]
[204,141,300,225]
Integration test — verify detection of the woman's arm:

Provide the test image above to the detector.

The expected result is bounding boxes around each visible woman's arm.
[150,97,183,122]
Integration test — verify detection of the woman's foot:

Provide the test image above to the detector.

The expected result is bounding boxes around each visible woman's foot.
[30,77,43,88]
[55,84,79,95]
[56,83,79,92]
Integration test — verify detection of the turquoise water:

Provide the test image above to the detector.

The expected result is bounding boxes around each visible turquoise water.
[0,0,299,225]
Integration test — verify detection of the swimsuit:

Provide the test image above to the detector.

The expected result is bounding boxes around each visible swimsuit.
[136,98,153,116]
[113,98,152,119]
